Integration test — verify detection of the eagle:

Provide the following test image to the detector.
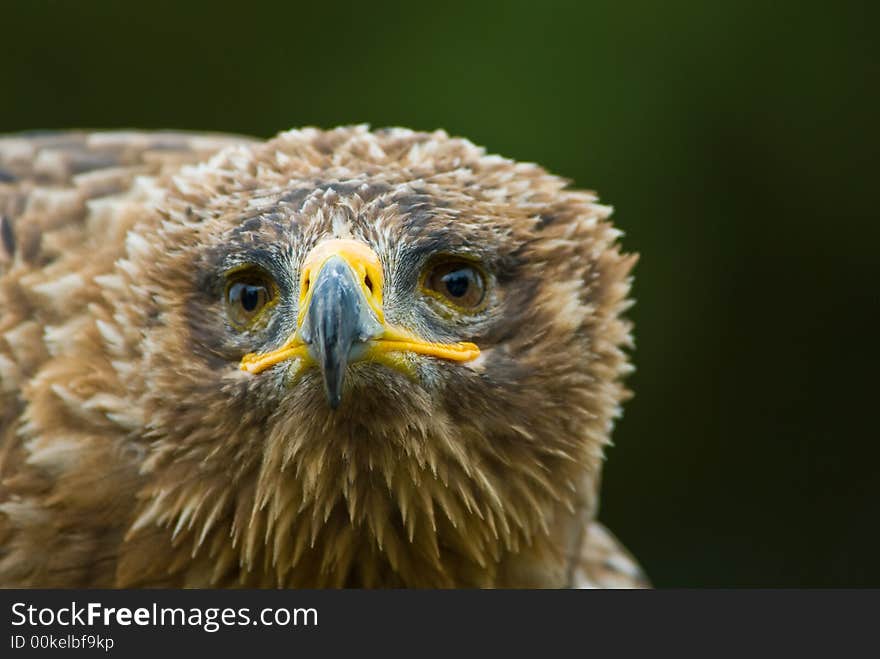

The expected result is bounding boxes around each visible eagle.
[0,126,645,588]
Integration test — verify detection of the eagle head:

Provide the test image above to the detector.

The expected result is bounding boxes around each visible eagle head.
[109,127,635,587]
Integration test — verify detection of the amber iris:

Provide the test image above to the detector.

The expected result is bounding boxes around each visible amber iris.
[423,260,487,310]
[226,274,273,327]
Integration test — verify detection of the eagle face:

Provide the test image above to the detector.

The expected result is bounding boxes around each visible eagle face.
[190,185,503,416]
[0,127,640,587]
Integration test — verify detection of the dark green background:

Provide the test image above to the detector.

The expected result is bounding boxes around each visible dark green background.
[3,1,877,586]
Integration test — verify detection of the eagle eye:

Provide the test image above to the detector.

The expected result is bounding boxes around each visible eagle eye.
[225,268,276,328]
[422,259,487,311]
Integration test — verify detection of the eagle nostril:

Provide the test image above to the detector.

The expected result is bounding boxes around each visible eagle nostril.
[364,274,373,295]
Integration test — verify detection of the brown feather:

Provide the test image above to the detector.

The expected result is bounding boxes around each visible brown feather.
[0,126,644,587]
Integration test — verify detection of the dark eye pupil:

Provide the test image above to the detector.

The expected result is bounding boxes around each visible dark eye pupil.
[228,281,266,316]
[443,270,471,298]
[240,285,261,311]
[423,260,486,310]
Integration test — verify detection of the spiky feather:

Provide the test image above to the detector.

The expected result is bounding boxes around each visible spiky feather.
[0,127,645,587]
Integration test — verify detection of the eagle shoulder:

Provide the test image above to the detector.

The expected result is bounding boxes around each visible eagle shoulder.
[0,130,253,586]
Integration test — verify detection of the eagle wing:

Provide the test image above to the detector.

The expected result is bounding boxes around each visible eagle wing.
[0,130,255,272]
[0,129,255,426]
[571,521,650,588]
[0,131,254,585]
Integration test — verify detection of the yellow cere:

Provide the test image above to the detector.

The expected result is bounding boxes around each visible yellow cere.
[297,239,386,325]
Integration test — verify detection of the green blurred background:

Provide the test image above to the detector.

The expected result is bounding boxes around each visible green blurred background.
[3,1,877,586]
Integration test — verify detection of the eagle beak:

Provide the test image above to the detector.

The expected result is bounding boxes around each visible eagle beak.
[239,239,480,408]
[297,254,383,408]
